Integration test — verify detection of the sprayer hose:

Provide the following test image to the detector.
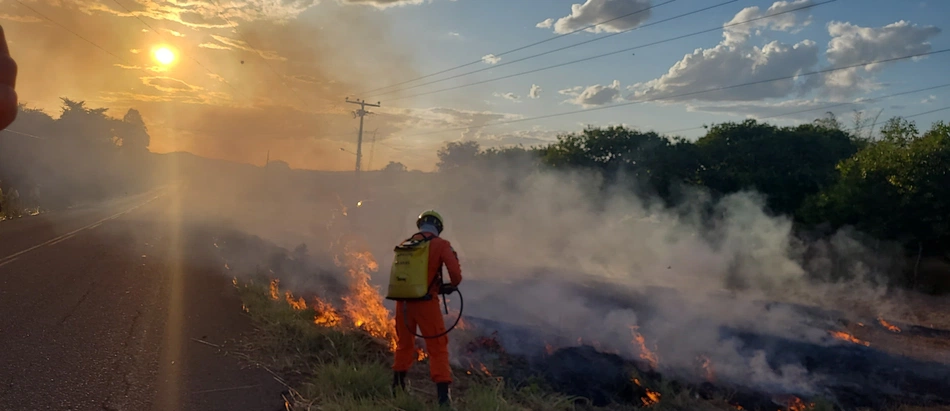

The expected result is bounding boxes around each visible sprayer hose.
[402,289,463,340]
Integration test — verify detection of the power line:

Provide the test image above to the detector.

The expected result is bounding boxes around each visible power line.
[358,0,679,96]
[110,0,253,102]
[858,105,950,131]
[660,82,950,135]
[14,0,134,68]
[395,48,950,140]
[385,0,836,102]
[368,0,733,99]
[207,0,312,110]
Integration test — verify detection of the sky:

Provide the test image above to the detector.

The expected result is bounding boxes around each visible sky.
[1,0,948,171]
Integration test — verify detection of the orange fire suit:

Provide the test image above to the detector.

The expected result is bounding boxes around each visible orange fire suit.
[392,232,462,384]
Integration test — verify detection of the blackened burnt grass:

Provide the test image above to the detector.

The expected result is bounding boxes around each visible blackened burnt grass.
[233,274,823,411]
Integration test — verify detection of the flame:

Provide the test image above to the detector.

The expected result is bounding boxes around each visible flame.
[630,326,659,370]
[641,388,661,406]
[786,396,814,411]
[878,317,901,333]
[337,246,397,351]
[828,330,871,346]
[456,317,470,330]
[313,298,342,327]
[734,405,744,410]
[699,355,715,382]
[285,291,308,311]
[224,263,230,270]
[417,348,428,362]
[479,363,492,376]
[269,279,281,301]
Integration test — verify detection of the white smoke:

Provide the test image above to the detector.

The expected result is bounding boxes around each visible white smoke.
[192,156,908,396]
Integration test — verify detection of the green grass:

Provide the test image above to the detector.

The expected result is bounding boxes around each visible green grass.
[233,275,941,411]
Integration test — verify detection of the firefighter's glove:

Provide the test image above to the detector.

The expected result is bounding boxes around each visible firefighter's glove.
[439,284,458,295]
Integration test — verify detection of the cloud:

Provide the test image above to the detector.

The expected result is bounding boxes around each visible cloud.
[338,0,430,9]
[0,13,43,23]
[61,0,317,28]
[921,95,938,104]
[205,34,287,61]
[540,0,654,34]
[114,64,168,73]
[818,20,941,98]
[482,54,501,65]
[198,42,232,50]
[723,0,815,46]
[493,92,521,102]
[142,76,204,93]
[164,29,186,37]
[560,80,622,107]
[624,1,825,103]
[529,84,542,99]
[448,31,461,38]
[683,98,861,123]
[629,40,819,102]
[382,106,524,142]
[465,127,563,147]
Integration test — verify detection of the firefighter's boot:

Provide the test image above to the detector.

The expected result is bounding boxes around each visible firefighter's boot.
[437,382,451,407]
[391,371,407,396]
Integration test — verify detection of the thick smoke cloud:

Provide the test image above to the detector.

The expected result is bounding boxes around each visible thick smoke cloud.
[192,155,909,396]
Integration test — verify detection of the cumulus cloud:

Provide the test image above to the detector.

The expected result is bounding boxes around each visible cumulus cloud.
[529,84,542,99]
[539,0,654,34]
[818,20,941,98]
[493,92,521,102]
[921,95,938,104]
[626,0,821,103]
[482,54,501,65]
[536,18,554,29]
[723,0,815,46]
[629,40,819,102]
[560,80,622,107]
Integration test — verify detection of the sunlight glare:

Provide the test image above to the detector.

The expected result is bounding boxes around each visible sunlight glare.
[153,46,176,65]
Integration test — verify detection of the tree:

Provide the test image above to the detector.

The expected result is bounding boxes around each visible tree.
[539,125,698,198]
[381,161,407,173]
[694,119,859,216]
[56,98,110,144]
[118,108,150,152]
[436,140,481,172]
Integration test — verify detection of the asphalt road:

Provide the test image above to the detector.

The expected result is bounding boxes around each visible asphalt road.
[0,187,285,411]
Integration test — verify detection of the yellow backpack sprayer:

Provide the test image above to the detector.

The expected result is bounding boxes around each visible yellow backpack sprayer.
[385,213,463,339]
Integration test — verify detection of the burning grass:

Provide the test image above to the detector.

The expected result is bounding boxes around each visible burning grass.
[222,233,950,411]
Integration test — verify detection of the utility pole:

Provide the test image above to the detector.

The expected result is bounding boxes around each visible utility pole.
[345,97,381,173]
[345,97,380,231]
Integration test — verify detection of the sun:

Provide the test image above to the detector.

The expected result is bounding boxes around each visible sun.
[152,46,176,65]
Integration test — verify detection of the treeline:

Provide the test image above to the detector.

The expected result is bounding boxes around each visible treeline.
[0,98,156,217]
[433,114,950,293]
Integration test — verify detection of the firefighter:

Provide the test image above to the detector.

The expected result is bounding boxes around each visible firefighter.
[391,210,462,407]
[0,24,17,131]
